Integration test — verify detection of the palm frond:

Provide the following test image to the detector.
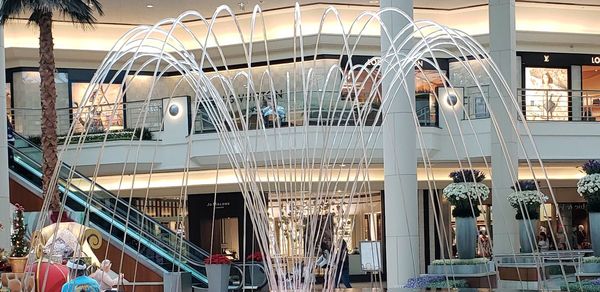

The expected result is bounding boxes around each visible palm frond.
[0,0,103,26]
[57,0,103,28]
[0,0,26,25]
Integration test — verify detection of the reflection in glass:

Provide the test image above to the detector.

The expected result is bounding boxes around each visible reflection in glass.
[525,67,569,121]
[71,83,124,133]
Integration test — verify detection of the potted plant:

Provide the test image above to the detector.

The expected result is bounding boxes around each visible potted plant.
[246,251,263,262]
[508,180,548,253]
[403,275,469,289]
[578,160,600,256]
[443,169,489,259]
[581,257,600,273]
[429,258,493,274]
[204,254,231,292]
[9,204,29,273]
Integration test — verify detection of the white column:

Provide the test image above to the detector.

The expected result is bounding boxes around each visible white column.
[0,26,11,248]
[489,0,519,256]
[381,0,419,289]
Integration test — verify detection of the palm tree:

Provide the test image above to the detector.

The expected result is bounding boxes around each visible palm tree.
[0,0,103,215]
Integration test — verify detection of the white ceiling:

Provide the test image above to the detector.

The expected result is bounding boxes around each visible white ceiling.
[68,0,600,25]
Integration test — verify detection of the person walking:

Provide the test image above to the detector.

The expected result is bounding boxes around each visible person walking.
[576,225,587,249]
[538,232,550,252]
[336,238,352,288]
[7,117,15,169]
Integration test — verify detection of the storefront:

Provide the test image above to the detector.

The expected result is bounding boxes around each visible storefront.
[518,52,600,122]
[187,192,256,260]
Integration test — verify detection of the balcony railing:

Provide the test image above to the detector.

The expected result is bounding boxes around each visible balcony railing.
[519,89,600,122]
[193,91,439,134]
[7,99,163,137]
[8,93,440,138]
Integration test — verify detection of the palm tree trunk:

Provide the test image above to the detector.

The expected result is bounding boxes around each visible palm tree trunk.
[38,12,60,212]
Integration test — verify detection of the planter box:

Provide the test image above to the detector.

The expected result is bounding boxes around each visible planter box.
[581,263,600,273]
[206,264,231,292]
[428,261,494,275]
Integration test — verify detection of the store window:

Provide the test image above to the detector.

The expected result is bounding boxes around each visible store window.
[415,70,444,126]
[71,83,124,133]
[463,85,490,119]
[524,67,569,121]
[581,66,600,121]
[11,71,69,136]
[267,192,381,257]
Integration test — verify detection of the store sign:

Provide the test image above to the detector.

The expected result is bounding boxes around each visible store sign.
[206,202,231,210]
[520,52,600,67]
[189,192,246,219]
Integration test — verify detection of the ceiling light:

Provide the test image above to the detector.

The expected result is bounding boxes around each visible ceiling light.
[369,0,379,3]
[146,4,154,8]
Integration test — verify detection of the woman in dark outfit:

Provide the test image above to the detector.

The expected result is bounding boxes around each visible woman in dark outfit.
[7,118,15,169]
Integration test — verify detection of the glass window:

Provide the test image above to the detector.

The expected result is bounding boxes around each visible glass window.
[463,85,490,119]
[415,70,445,126]
[525,67,569,121]
[581,66,600,121]
[71,83,124,133]
[11,71,69,136]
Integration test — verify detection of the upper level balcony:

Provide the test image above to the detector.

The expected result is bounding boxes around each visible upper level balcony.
[7,89,600,176]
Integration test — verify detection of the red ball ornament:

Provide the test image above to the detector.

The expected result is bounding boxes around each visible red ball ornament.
[25,261,69,292]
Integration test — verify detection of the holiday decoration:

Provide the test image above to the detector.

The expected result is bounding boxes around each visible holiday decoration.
[246,251,263,262]
[10,204,29,257]
[204,254,232,265]
[0,248,9,272]
[9,204,29,273]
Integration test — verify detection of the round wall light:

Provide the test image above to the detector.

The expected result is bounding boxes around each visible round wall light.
[446,94,458,107]
[169,104,180,116]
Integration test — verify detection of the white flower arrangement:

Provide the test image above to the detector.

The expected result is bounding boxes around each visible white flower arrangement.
[443,182,490,202]
[507,190,548,209]
[577,173,600,198]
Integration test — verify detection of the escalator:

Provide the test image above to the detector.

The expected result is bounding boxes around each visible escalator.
[8,132,267,290]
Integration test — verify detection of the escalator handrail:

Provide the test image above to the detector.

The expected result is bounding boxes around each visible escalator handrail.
[10,144,208,262]
[9,145,214,283]
[11,136,269,289]
[12,132,209,257]
[236,261,269,290]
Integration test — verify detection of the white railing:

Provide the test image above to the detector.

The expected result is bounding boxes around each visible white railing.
[518,89,600,122]
[7,99,163,137]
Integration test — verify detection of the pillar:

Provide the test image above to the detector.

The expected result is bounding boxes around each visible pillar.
[380,0,419,288]
[489,0,519,256]
[0,25,11,248]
